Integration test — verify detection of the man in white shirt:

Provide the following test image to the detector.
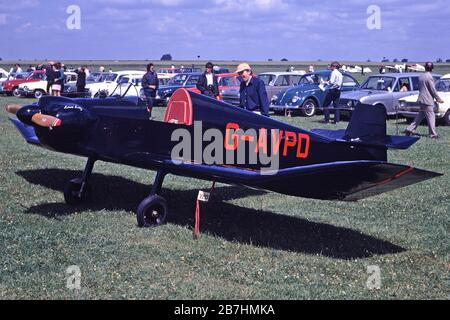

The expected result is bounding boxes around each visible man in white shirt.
[196,62,219,99]
[322,61,343,124]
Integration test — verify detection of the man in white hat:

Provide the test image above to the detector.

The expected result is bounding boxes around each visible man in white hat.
[236,63,270,117]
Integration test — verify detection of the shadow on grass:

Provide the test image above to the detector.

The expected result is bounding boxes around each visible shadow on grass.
[17,168,405,259]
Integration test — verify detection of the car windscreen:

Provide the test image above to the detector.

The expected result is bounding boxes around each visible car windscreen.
[168,74,188,86]
[361,76,395,91]
[258,74,276,85]
[86,73,104,82]
[105,73,118,82]
[298,74,327,85]
[436,79,450,92]
[16,72,32,79]
[219,76,240,86]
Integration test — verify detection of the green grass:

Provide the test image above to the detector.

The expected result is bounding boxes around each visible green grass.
[0,95,449,300]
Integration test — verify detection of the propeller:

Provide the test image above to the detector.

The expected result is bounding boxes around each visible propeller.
[4,104,22,115]
[31,113,62,128]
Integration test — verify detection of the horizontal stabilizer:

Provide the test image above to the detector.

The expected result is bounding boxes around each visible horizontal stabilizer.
[311,128,419,150]
[9,117,41,145]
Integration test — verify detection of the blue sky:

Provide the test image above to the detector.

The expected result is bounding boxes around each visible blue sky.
[0,0,449,61]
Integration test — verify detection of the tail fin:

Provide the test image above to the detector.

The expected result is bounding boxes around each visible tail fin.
[344,103,418,150]
[344,103,387,142]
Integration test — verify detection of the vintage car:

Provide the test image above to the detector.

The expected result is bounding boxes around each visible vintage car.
[155,72,202,105]
[258,71,305,101]
[186,73,241,103]
[17,71,78,99]
[398,73,450,126]
[338,72,441,116]
[86,70,145,97]
[270,70,360,117]
[0,70,46,96]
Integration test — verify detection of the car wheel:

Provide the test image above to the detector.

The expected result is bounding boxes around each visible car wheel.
[444,110,450,126]
[301,99,317,117]
[34,90,45,99]
[12,88,21,97]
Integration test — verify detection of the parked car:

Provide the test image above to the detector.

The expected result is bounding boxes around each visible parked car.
[155,72,202,105]
[186,73,241,102]
[338,72,441,116]
[0,70,46,96]
[0,68,9,85]
[270,70,360,117]
[17,71,79,99]
[258,71,304,101]
[398,73,450,126]
[86,70,145,97]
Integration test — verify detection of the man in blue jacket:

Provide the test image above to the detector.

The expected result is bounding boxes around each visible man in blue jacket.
[142,63,159,119]
[236,63,269,117]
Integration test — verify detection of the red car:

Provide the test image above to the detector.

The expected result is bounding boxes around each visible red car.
[187,73,241,101]
[1,70,46,97]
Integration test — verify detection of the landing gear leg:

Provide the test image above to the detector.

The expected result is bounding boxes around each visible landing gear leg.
[136,170,168,228]
[64,157,96,205]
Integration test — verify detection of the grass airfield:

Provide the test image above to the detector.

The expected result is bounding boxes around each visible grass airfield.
[0,85,449,299]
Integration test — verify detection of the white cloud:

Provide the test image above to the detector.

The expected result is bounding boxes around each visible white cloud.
[211,0,287,13]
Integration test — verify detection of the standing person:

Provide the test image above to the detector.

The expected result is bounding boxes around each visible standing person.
[51,62,64,96]
[141,63,159,119]
[99,66,105,73]
[84,66,90,77]
[309,65,315,73]
[236,63,270,117]
[45,62,55,95]
[405,62,443,139]
[322,61,343,124]
[10,64,22,74]
[75,66,86,96]
[196,62,219,99]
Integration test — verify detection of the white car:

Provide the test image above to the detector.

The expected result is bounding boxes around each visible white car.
[17,72,78,99]
[0,68,9,85]
[109,74,144,98]
[398,73,450,126]
[86,70,145,97]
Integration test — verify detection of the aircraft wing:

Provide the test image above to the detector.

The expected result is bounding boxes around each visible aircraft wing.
[152,158,441,202]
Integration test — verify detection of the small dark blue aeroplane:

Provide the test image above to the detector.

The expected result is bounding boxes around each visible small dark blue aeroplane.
[5,87,441,228]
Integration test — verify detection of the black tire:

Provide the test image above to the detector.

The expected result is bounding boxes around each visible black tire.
[34,90,45,99]
[301,99,317,117]
[64,178,92,205]
[444,110,450,126]
[136,195,168,228]
[12,88,21,98]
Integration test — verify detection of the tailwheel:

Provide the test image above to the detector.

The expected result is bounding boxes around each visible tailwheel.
[136,195,168,228]
[64,178,92,205]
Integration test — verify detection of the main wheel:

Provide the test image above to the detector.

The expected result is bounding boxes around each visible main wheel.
[301,99,317,117]
[136,195,168,228]
[64,178,91,205]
